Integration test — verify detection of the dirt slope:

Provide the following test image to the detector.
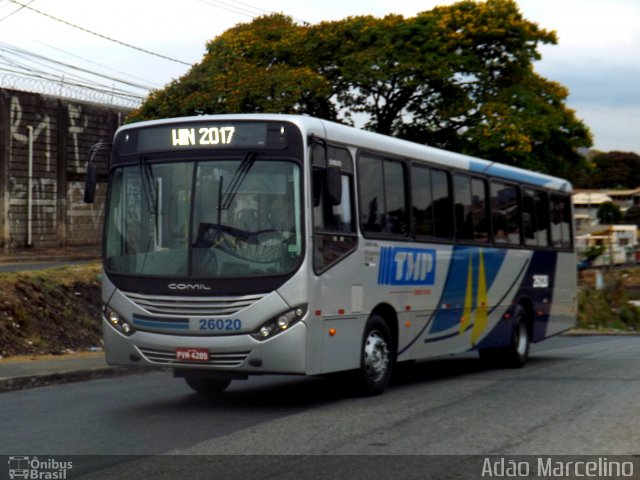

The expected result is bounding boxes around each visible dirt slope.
[0,264,102,357]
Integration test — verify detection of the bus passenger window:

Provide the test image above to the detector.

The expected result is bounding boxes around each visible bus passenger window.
[491,181,521,245]
[412,166,433,237]
[471,178,489,242]
[523,189,550,247]
[550,194,572,249]
[358,155,407,236]
[452,174,488,243]
[431,169,453,239]
[454,174,473,241]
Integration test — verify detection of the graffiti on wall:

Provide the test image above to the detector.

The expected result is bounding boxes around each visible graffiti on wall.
[2,90,127,247]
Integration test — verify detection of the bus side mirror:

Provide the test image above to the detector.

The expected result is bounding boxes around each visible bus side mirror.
[84,141,112,204]
[325,166,342,206]
[84,165,97,204]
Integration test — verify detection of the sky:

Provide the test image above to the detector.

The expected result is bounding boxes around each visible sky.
[0,0,638,154]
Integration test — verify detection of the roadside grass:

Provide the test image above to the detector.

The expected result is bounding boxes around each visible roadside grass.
[578,267,640,331]
[0,263,102,357]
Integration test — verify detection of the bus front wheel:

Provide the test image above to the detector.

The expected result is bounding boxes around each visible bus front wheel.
[184,376,231,394]
[354,315,394,396]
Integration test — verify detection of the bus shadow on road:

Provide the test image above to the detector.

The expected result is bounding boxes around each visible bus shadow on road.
[390,353,567,388]
[134,354,570,411]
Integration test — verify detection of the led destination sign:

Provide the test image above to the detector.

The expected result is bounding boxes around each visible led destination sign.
[128,121,288,153]
[172,126,236,146]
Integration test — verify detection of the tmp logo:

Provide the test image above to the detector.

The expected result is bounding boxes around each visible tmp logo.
[377,247,436,286]
[8,456,73,479]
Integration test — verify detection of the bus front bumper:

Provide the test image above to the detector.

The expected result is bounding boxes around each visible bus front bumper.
[102,318,307,375]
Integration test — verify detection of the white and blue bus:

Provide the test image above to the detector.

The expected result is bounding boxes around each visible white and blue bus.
[85,114,576,395]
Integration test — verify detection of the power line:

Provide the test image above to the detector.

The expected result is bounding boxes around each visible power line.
[0,0,33,23]
[29,38,162,90]
[193,0,307,24]
[7,0,191,66]
[0,41,155,91]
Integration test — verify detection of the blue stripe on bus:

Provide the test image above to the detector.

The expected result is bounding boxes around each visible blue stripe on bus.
[468,162,563,188]
[132,315,190,330]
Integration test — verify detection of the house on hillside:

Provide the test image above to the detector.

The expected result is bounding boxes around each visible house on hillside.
[572,191,614,230]
[573,189,640,266]
[575,224,637,267]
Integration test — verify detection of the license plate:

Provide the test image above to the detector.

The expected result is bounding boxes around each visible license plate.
[176,348,209,362]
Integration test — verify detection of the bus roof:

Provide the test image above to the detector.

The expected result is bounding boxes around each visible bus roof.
[119,113,572,192]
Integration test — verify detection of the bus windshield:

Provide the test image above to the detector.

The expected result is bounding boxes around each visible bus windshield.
[105,157,302,278]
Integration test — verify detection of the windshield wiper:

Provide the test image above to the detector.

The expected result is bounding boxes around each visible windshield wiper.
[215,151,257,227]
[138,156,158,214]
[220,151,257,211]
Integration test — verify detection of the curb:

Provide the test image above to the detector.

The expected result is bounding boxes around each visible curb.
[0,366,158,394]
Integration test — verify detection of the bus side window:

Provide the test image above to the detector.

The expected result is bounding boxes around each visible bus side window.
[550,194,572,249]
[523,188,550,247]
[431,169,453,239]
[452,174,488,243]
[358,154,407,236]
[491,181,521,245]
[313,170,355,233]
[313,146,357,273]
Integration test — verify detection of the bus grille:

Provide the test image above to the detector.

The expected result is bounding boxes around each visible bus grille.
[123,292,265,316]
[137,347,250,367]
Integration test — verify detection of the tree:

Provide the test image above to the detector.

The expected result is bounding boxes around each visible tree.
[128,0,592,177]
[597,202,622,224]
[130,14,334,120]
[624,205,640,226]
[585,151,640,189]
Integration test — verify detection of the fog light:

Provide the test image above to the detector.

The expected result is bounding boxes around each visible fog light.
[259,326,272,338]
[277,316,290,330]
[108,310,120,325]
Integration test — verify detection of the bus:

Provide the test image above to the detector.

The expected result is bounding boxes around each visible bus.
[85,114,576,395]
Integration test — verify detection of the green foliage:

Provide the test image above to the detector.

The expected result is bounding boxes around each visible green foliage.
[579,151,640,189]
[128,0,592,176]
[581,245,605,263]
[578,277,640,331]
[596,202,622,224]
[624,205,640,226]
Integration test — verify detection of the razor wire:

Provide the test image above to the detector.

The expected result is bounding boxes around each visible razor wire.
[0,73,143,108]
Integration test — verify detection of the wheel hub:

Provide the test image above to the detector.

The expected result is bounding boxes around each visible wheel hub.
[363,331,390,382]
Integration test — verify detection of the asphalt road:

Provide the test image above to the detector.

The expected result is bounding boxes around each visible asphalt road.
[1,335,639,479]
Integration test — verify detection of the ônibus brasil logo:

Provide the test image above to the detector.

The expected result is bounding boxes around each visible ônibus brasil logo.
[7,456,73,480]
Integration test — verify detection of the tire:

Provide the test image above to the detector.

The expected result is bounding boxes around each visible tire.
[353,315,394,396]
[503,306,530,368]
[479,305,530,368]
[184,376,232,394]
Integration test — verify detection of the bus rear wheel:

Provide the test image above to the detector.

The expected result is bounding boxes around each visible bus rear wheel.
[479,305,530,368]
[504,307,530,368]
[354,315,394,396]
[184,376,231,394]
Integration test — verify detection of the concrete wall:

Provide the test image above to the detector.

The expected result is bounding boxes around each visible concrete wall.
[0,89,128,248]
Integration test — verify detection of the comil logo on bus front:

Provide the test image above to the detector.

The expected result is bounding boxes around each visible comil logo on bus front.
[378,247,436,286]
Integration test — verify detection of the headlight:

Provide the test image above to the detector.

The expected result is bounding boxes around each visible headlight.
[250,305,307,341]
[103,306,135,336]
